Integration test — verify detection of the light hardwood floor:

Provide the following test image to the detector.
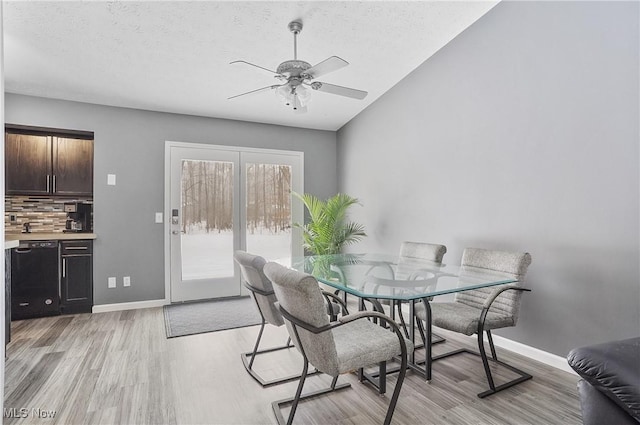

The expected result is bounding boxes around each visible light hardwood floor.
[4,307,582,424]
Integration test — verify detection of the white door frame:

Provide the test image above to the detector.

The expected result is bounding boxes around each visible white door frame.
[164,141,304,304]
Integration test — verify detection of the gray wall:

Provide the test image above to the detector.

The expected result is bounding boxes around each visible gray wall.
[5,94,338,305]
[337,1,639,356]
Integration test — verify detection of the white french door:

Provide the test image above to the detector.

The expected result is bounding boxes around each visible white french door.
[166,142,303,303]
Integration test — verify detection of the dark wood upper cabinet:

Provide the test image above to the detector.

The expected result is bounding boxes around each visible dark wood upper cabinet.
[5,128,94,196]
[5,132,52,195]
[53,137,94,195]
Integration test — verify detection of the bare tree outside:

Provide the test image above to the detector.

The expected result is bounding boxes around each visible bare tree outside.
[246,163,292,234]
[181,160,292,234]
[181,160,234,233]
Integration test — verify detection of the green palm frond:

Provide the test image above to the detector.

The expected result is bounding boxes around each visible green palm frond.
[293,192,366,255]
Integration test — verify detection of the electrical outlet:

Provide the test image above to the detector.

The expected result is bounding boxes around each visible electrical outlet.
[155,212,163,223]
[108,277,116,288]
[123,276,131,287]
[9,214,16,222]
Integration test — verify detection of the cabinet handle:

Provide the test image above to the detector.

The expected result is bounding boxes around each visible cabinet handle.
[53,175,57,192]
[19,303,29,307]
[46,175,50,192]
[65,246,88,251]
[63,258,66,278]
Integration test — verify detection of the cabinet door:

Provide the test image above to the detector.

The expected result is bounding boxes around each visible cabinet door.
[61,241,93,314]
[5,132,52,195]
[61,255,93,313]
[53,137,94,195]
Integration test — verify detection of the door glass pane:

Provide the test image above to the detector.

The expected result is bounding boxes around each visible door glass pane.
[245,163,292,262]
[181,159,234,280]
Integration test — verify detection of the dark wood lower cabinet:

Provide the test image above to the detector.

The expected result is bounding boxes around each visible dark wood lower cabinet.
[60,240,93,314]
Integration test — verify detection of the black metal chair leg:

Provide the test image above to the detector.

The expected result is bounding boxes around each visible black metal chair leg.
[286,360,309,425]
[383,340,407,425]
[241,327,319,387]
[487,330,498,360]
[379,361,386,394]
[477,329,496,391]
[272,372,351,425]
[248,320,266,369]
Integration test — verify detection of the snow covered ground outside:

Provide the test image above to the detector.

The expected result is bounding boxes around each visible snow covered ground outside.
[181,228,291,280]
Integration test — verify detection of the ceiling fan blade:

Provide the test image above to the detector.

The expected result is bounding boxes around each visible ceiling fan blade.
[228,85,281,100]
[304,56,349,79]
[230,60,284,78]
[311,82,368,100]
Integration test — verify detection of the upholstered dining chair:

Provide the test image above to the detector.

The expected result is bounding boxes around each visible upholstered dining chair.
[390,242,447,337]
[263,262,411,425]
[414,247,532,398]
[234,250,302,387]
[234,251,346,387]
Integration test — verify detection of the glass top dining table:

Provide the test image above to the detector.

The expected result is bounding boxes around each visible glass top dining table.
[288,253,518,382]
[289,253,517,300]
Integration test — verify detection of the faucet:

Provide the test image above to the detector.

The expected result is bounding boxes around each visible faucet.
[22,222,31,233]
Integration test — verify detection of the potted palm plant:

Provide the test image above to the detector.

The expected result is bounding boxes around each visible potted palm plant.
[293,192,366,255]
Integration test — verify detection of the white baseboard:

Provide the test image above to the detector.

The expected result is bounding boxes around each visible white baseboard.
[489,334,577,376]
[92,299,168,313]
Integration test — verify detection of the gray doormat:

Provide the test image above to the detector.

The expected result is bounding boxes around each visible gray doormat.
[163,296,262,338]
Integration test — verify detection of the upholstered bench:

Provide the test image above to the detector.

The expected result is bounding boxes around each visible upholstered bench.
[567,337,640,425]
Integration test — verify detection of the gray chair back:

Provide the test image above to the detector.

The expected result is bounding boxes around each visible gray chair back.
[396,242,447,280]
[399,241,447,263]
[234,251,284,327]
[263,262,340,376]
[455,248,532,322]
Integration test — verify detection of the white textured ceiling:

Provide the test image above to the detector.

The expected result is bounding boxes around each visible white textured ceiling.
[3,1,498,131]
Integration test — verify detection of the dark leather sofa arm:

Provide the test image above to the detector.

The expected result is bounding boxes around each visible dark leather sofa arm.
[567,337,640,424]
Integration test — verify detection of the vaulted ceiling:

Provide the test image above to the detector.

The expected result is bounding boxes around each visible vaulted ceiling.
[3,1,498,131]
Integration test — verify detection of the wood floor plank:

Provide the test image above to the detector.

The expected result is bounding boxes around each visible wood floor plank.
[31,316,74,348]
[4,307,582,424]
[5,351,65,414]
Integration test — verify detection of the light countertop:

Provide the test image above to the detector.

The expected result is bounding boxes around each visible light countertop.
[5,233,97,243]
[5,240,19,250]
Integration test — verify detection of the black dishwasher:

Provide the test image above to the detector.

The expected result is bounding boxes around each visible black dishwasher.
[11,241,60,320]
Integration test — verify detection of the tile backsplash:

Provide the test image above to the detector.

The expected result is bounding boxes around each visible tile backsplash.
[5,196,93,234]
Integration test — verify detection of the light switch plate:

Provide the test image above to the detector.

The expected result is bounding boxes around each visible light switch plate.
[108,277,116,288]
[107,174,117,185]
[155,212,163,223]
[123,276,131,287]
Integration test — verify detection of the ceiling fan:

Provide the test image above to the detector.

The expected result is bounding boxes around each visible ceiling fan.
[228,21,368,113]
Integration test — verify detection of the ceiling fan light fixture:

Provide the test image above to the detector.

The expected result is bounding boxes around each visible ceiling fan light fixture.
[275,84,294,106]
[296,85,311,106]
[275,82,311,110]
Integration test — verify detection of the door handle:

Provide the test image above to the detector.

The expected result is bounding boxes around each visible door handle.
[171,230,185,235]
